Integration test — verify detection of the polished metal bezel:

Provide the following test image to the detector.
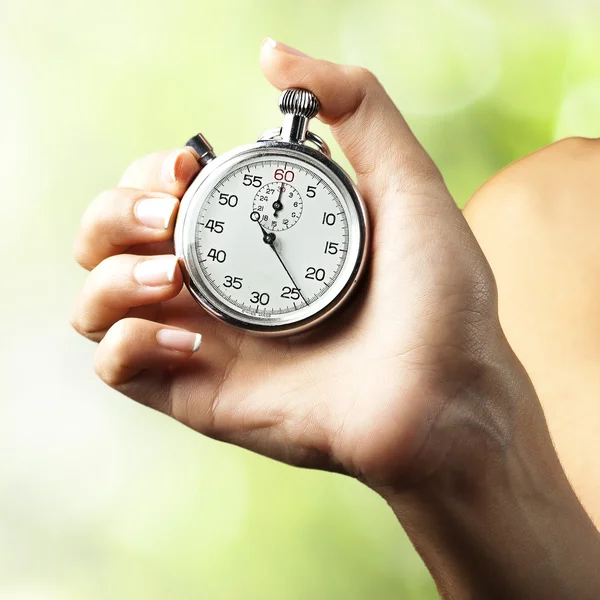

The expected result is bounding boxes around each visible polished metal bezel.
[174,140,369,336]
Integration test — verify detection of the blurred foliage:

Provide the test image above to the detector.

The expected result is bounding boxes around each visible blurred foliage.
[1,0,600,598]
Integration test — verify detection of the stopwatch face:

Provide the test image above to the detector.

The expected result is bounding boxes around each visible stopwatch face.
[176,143,368,334]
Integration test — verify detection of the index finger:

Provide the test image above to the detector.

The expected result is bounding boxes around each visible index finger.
[118,148,200,197]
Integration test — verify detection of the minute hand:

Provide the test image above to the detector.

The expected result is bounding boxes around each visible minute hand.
[257,222,309,306]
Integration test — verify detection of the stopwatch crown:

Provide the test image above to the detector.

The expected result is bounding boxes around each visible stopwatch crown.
[279,89,320,120]
[278,89,320,145]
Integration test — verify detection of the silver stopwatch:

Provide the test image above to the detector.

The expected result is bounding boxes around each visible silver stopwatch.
[174,88,369,335]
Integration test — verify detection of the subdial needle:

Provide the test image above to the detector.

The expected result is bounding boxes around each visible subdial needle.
[272,183,285,217]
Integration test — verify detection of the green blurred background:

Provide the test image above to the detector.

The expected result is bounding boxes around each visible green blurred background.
[2,0,600,598]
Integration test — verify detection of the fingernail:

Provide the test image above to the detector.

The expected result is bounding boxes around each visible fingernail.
[157,329,202,353]
[135,196,179,230]
[161,149,198,185]
[133,256,179,286]
[262,37,308,57]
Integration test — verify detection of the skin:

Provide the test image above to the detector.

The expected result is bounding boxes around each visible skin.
[464,137,600,526]
[71,40,600,598]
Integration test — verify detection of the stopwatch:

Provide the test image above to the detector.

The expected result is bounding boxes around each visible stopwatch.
[174,88,369,335]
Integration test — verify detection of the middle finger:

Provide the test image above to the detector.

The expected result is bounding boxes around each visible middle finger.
[74,188,180,270]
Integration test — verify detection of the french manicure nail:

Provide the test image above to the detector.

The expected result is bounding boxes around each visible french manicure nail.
[262,37,309,57]
[161,149,197,185]
[135,197,178,230]
[133,256,179,286]
[157,329,202,353]
[161,150,181,184]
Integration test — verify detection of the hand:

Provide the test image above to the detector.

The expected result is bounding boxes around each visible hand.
[72,41,528,489]
[72,40,600,598]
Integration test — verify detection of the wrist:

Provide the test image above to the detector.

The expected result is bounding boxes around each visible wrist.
[376,342,600,598]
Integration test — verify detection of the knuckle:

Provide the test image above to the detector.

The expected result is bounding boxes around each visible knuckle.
[71,256,128,341]
[83,189,113,230]
[83,256,118,297]
[93,351,121,388]
[72,236,91,270]
[105,317,136,349]
[83,261,113,302]
[69,306,85,336]
[73,188,142,269]
[88,255,135,300]
[94,252,128,276]
[346,65,379,90]
[69,303,104,342]
[86,187,138,229]
[94,319,135,387]
[73,189,116,268]
[333,65,384,128]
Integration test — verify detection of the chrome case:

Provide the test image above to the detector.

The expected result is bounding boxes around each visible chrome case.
[174,89,370,336]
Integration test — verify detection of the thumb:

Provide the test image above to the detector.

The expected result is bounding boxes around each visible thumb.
[259,38,449,208]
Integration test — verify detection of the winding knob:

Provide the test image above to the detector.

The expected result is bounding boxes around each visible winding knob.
[279,88,320,119]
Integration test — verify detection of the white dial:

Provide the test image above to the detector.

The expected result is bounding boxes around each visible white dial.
[176,88,368,334]
[193,157,349,318]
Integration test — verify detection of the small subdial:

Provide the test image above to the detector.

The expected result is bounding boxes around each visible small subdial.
[252,182,303,232]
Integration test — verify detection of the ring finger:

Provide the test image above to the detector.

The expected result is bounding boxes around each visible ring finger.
[71,253,183,342]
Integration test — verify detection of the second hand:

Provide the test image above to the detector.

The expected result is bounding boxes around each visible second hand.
[254,218,309,306]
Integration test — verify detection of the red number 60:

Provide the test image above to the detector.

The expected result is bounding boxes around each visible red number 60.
[274,169,295,182]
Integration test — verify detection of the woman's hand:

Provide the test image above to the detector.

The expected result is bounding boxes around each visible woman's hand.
[72,40,519,488]
[72,40,600,598]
